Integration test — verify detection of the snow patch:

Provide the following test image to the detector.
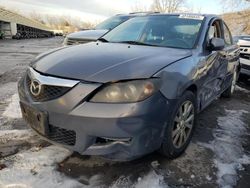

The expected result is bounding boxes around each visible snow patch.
[235,86,250,93]
[0,145,83,188]
[2,94,22,119]
[111,171,166,188]
[151,161,160,168]
[0,129,33,144]
[134,172,166,188]
[0,82,18,103]
[201,110,250,188]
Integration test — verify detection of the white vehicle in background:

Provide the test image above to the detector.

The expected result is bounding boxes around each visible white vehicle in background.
[234,35,250,78]
[63,14,134,46]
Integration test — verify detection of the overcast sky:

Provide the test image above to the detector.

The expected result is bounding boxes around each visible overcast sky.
[0,0,239,22]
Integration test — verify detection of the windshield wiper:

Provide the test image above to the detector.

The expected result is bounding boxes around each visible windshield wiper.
[117,41,159,47]
[98,38,109,42]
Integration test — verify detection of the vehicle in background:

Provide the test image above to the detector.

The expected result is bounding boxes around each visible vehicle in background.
[12,31,54,39]
[236,35,250,78]
[63,12,158,46]
[55,33,63,36]
[0,31,4,39]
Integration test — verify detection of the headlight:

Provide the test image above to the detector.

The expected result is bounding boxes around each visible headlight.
[90,79,160,103]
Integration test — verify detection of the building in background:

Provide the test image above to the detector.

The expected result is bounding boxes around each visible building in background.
[0,7,53,39]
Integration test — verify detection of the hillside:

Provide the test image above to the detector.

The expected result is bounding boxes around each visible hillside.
[222,9,250,35]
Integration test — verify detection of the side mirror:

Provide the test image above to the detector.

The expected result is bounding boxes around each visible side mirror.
[208,38,225,51]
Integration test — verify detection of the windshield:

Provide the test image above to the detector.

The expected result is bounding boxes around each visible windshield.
[102,15,204,49]
[95,16,129,30]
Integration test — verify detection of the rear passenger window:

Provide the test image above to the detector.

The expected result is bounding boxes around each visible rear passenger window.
[223,23,232,45]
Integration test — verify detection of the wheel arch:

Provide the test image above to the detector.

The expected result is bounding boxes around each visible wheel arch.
[154,56,199,102]
[185,84,197,96]
[183,83,200,110]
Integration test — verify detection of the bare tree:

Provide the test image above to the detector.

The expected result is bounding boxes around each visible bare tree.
[150,0,186,13]
[131,1,149,12]
[29,12,45,24]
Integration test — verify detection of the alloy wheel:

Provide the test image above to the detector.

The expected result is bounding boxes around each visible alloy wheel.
[172,101,194,149]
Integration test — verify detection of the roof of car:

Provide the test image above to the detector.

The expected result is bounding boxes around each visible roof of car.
[116,12,218,20]
[150,13,217,18]
[115,11,161,17]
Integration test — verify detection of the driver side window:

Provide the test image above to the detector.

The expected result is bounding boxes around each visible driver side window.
[207,20,222,40]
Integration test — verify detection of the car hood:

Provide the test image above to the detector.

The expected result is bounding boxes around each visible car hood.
[67,29,109,41]
[238,39,250,46]
[32,42,192,83]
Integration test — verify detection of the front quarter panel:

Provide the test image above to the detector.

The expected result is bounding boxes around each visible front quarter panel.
[154,56,198,100]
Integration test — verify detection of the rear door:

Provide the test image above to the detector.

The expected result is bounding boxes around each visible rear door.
[220,22,240,91]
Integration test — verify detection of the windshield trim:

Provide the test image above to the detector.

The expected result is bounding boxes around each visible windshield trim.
[97,40,195,50]
[192,16,206,49]
[112,41,194,49]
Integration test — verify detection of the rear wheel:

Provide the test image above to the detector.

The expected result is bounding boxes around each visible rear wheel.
[221,70,238,98]
[238,74,250,83]
[160,91,196,159]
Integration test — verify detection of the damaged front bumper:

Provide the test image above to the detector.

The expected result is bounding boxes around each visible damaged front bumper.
[240,57,250,76]
[239,45,250,77]
[18,68,172,160]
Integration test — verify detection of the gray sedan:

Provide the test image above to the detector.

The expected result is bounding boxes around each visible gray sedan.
[18,14,239,161]
[64,13,144,45]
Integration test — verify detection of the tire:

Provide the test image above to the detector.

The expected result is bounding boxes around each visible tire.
[221,70,238,98]
[238,74,249,83]
[159,91,197,159]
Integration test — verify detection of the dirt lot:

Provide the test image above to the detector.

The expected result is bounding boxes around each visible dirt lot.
[0,38,249,188]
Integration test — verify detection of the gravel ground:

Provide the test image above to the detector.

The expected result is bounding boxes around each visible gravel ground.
[0,38,249,188]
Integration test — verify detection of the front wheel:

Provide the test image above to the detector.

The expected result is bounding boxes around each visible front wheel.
[159,91,196,159]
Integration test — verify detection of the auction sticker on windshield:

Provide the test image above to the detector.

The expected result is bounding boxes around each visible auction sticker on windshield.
[179,14,204,20]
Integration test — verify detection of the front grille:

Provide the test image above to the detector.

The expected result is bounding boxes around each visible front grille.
[240,47,250,53]
[26,75,71,102]
[47,125,76,146]
[95,137,132,146]
[240,53,250,60]
[67,38,93,45]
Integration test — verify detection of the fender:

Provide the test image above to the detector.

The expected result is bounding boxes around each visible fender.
[153,56,199,100]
